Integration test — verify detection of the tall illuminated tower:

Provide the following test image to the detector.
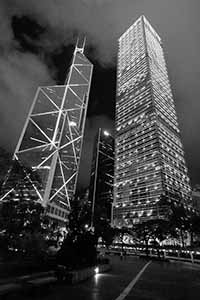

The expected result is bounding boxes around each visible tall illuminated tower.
[1,41,93,224]
[112,16,191,227]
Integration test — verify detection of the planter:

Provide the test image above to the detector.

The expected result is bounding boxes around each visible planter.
[56,263,111,284]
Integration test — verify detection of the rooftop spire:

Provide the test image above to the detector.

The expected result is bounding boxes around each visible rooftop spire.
[75,36,86,54]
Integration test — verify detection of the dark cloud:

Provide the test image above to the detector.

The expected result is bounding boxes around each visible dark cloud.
[0,2,55,152]
[0,52,54,151]
[0,0,199,185]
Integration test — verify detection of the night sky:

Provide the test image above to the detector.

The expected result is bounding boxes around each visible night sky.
[0,0,200,189]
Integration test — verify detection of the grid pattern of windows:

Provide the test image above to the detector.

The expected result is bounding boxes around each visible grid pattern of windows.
[113,16,191,227]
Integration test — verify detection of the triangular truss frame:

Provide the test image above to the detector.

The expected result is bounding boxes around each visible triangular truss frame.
[0,42,93,222]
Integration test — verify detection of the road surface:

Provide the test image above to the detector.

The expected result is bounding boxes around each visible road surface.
[4,256,200,300]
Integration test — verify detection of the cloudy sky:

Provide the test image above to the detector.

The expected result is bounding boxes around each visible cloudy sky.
[0,0,200,188]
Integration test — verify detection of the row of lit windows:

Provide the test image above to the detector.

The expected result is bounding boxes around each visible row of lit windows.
[116,191,162,202]
[47,205,68,219]
[116,163,161,180]
[118,71,148,95]
[120,51,146,70]
[159,132,183,157]
[163,162,189,180]
[116,92,151,118]
[163,172,190,189]
[160,141,184,163]
[157,111,179,134]
[116,111,149,133]
[116,126,155,148]
[119,54,147,77]
[120,41,145,58]
[116,157,161,173]
[116,129,157,151]
[144,18,161,44]
[116,169,161,185]
[115,198,161,209]
[116,104,153,129]
[117,78,150,103]
[117,93,152,119]
[116,147,160,167]
[149,52,167,72]
[151,67,170,92]
[118,64,148,91]
[153,94,175,120]
[116,126,156,149]
[164,181,191,195]
[160,146,185,166]
[158,122,182,149]
[118,55,148,85]
[119,18,143,45]
[152,80,175,111]
[119,60,147,82]
[117,84,151,114]
[161,152,186,174]
[115,150,160,170]
[153,90,176,120]
[154,97,177,128]
[163,173,190,191]
[116,144,159,166]
[116,181,162,195]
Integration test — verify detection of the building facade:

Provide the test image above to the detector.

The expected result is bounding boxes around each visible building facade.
[192,185,200,213]
[112,16,191,227]
[89,129,114,228]
[0,42,93,225]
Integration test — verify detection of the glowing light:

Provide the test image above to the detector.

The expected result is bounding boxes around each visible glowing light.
[69,121,77,127]
[94,267,99,274]
[103,130,110,136]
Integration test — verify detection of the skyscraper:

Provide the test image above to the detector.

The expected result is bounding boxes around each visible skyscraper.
[0,41,93,225]
[89,129,114,228]
[112,16,191,227]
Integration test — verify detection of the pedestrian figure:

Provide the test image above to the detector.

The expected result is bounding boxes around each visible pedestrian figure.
[120,251,123,260]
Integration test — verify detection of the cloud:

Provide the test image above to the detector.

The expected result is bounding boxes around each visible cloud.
[0,51,54,151]
[0,0,200,184]
[9,0,119,65]
[0,1,55,152]
[0,2,14,49]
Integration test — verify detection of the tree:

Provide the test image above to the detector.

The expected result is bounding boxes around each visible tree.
[131,219,173,257]
[184,210,200,247]
[0,198,48,257]
[158,193,191,247]
[57,193,97,268]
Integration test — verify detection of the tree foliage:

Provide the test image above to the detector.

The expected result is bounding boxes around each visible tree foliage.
[0,199,49,257]
[57,194,97,268]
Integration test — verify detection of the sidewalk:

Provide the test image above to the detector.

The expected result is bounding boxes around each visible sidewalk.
[0,271,57,296]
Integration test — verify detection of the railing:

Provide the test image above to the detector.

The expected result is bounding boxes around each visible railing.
[100,247,200,264]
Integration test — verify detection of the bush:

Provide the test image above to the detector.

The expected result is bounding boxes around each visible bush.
[56,231,97,269]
